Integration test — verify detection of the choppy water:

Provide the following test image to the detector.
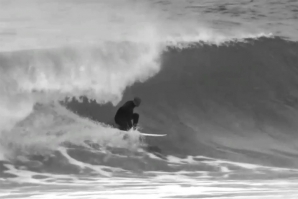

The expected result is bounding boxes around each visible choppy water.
[1,0,298,198]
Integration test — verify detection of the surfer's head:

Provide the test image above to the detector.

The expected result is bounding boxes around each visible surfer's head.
[133,97,141,107]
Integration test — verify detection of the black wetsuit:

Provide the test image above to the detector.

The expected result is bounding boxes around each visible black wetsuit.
[114,101,139,131]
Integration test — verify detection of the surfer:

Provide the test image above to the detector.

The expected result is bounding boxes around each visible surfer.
[114,97,164,155]
[114,97,141,131]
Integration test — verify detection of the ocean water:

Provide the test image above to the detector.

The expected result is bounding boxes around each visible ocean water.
[1,0,298,198]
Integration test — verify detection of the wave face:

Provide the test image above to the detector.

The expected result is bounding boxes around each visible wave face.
[139,37,298,167]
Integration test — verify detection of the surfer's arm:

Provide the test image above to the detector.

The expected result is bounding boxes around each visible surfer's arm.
[115,101,134,120]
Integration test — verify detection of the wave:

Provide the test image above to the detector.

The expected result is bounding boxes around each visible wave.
[1,35,298,179]
[2,1,298,197]
[65,37,298,168]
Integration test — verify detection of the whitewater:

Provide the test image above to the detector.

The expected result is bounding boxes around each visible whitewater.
[1,0,298,198]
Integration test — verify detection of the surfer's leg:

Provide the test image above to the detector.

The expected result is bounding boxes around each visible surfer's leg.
[132,113,139,128]
[115,118,130,131]
[119,125,128,131]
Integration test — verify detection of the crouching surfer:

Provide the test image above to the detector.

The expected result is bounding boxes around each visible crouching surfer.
[114,97,141,131]
[114,97,163,156]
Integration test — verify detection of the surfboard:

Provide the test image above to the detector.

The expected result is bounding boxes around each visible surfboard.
[139,133,167,137]
[106,122,167,137]
[117,129,167,137]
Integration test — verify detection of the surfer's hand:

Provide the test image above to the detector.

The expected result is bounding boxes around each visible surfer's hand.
[132,124,138,130]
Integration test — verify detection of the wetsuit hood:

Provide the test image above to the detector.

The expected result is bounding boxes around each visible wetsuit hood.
[133,97,141,107]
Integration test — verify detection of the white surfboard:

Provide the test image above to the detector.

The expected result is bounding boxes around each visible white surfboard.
[140,133,167,137]
[108,123,167,137]
[117,130,167,137]
[116,129,166,137]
